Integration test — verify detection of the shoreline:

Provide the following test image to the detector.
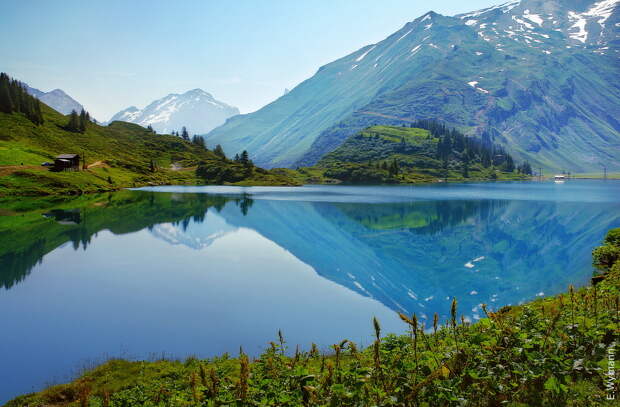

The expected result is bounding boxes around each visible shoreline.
[0,172,534,198]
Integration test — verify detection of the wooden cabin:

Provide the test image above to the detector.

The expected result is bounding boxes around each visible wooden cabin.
[54,154,80,171]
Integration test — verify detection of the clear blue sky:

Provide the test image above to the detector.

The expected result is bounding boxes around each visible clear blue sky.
[0,0,499,120]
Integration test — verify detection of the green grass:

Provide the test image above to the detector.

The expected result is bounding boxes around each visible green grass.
[6,229,620,406]
[359,125,435,144]
[0,107,298,196]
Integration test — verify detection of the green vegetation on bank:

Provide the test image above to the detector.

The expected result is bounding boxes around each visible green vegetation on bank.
[0,74,298,196]
[7,228,619,406]
[0,107,297,195]
[315,123,531,184]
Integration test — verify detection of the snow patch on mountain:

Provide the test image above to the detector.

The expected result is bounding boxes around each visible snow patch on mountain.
[523,10,544,26]
[467,81,490,93]
[567,0,619,43]
[568,11,589,42]
[458,1,521,19]
[396,29,414,42]
[586,0,619,26]
[355,45,376,61]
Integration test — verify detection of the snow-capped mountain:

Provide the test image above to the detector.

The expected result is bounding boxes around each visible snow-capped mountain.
[207,0,620,172]
[24,84,85,115]
[455,0,618,53]
[108,89,239,135]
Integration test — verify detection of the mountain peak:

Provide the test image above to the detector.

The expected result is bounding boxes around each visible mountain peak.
[184,88,212,97]
[207,0,620,171]
[23,84,85,115]
[108,89,239,134]
[419,11,440,19]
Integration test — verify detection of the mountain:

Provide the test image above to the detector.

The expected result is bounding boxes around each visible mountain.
[108,89,239,135]
[24,84,84,115]
[0,73,295,196]
[206,0,620,172]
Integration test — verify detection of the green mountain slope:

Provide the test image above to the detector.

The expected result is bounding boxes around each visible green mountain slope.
[206,0,620,172]
[0,95,296,196]
[316,125,529,183]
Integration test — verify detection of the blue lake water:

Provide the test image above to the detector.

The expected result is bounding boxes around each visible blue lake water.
[0,180,619,403]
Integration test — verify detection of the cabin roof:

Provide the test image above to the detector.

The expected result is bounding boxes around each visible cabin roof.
[56,154,79,159]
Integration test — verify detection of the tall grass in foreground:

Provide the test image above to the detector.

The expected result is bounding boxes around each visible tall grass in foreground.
[7,228,620,407]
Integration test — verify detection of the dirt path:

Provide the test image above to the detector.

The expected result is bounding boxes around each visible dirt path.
[87,160,109,169]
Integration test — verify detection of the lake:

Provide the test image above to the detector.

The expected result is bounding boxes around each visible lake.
[0,180,618,403]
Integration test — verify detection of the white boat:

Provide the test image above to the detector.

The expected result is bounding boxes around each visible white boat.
[554,174,566,183]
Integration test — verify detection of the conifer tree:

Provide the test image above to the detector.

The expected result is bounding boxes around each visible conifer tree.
[79,109,87,132]
[0,79,14,113]
[191,135,206,149]
[181,126,190,141]
[213,144,226,159]
[0,73,44,124]
[240,150,250,166]
[34,99,43,125]
[66,110,80,132]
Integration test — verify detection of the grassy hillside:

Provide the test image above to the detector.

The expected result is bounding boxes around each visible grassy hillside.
[6,228,619,406]
[316,125,529,183]
[0,104,297,196]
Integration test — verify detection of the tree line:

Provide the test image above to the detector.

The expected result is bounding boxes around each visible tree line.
[167,126,252,164]
[65,108,92,133]
[167,126,208,150]
[409,120,533,175]
[0,72,44,125]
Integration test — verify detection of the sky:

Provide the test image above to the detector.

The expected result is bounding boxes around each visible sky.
[0,0,500,121]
